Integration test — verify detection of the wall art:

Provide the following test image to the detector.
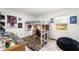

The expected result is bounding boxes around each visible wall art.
[70,16,77,24]
[27,24,32,31]
[0,15,5,20]
[18,23,22,28]
[7,15,17,27]
[50,18,54,23]
[0,22,5,26]
[56,24,67,32]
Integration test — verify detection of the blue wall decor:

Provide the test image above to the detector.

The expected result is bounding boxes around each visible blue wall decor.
[70,16,77,24]
[50,18,54,23]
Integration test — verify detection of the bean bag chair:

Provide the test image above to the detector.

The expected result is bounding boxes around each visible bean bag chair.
[57,37,79,51]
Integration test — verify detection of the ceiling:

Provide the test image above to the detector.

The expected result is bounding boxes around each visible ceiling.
[9,8,63,16]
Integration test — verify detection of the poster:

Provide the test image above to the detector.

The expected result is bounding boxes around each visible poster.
[70,16,77,24]
[56,24,67,32]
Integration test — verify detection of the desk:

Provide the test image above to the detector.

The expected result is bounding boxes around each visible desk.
[4,44,25,51]
[0,42,15,51]
[0,42,26,51]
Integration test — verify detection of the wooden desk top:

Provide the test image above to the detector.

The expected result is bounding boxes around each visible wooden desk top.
[4,44,26,51]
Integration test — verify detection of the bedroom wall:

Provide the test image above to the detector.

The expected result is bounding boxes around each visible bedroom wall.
[50,16,78,41]
[0,8,79,41]
[0,8,34,38]
[37,9,79,41]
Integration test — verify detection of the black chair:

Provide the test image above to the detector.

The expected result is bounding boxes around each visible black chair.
[57,37,79,51]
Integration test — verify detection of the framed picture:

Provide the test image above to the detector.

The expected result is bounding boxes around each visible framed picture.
[0,15,5,19]
[0,22,5,26]
[7,15,17,27]
[18,23,22,28]
[56,24,67,32]
[70,16,77,24]
[28,25,32,29]
[27,24,32,31]
[50,18,54,23]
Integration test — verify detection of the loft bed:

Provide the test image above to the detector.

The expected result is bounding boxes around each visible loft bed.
[23,20,50,51]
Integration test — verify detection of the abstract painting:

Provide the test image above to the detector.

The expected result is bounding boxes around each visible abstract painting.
[70,16,77,24]
[7,15,17,27]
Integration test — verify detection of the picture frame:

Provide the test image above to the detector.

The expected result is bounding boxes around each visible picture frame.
[28,25,32,28]
[50,18,54,23]
[18,23,22,28]
[27,24,32,31]
[7,15,17,27]
[0,15,5,19]
[70,16,77,24]
[0,22,5,26]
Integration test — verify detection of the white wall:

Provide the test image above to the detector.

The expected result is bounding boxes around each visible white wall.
[38,9,79,41]
[50,16,78,41]
[0,8,79,41]
[0,8,34,38]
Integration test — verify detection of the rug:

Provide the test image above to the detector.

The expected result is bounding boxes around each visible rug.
[22,35,47,51]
